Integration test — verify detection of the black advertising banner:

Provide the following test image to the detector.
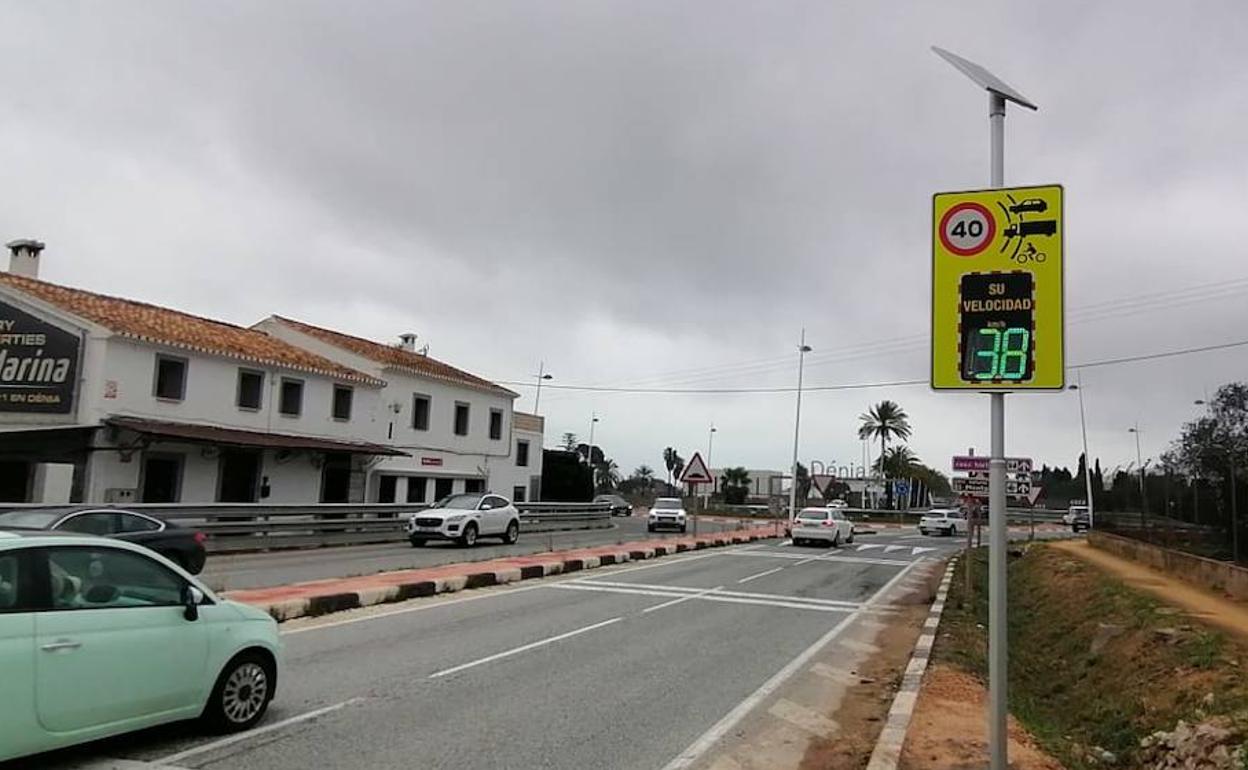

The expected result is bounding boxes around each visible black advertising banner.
[0,300,80,414]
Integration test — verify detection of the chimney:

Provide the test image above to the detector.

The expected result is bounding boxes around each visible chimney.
[398,332,418,352]
[6,239,45,279]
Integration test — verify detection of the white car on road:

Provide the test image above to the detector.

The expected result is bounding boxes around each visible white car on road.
[407,493,521,547]
[791,507,854,547]
[918,508,967,537]
[648,498,687,533]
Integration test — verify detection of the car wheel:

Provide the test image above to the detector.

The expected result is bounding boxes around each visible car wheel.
[647,525,655,533]
[502,520,520,545]
[680,525,687,534]
[409,537,425,548]
[832,532,841,548]
[203,651,274,733]
[847,532,855,545]
[459,523,478,547]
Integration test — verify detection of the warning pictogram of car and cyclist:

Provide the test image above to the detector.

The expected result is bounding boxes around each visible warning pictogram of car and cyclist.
[938,190,1058,264]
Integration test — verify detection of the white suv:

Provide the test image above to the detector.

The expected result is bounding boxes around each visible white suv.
[918,508,966,537]
[407,493,521,547]
[648,498,687,533]
[792,507,854,547]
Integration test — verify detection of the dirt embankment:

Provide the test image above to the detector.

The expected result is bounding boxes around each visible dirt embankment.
[926,544,1248,769]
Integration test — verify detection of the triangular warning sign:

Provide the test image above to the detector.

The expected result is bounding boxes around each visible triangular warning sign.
[811,474,835,495]
[680,451,714,484]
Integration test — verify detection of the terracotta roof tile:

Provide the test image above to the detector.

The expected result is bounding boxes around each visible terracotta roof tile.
[271,316,516,396]
[0,273,383,386]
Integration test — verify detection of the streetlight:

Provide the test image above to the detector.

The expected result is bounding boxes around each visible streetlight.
[532,362,553,414]
[788,330,812,524]
[1196,399,1239,562]
[1068,373,1095,529]
[1128,425,1148,527]
[707,424,717,496]
[585,412,600,489]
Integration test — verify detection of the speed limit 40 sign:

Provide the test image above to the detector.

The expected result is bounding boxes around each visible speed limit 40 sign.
[931,184,1064,390]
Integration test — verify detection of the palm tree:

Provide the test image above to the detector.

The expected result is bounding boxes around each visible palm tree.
[594,458,620,491]
[874,445,920,478]
[858,400,912,508]
[662,447,678,486]
[722,467,752,504]
[634,465,655,483]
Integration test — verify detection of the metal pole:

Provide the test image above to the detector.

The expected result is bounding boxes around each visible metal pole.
[788,329,808,523]
[534,361,546,414]
[1133,425,1147,527]
[987,90,1008,770]
[707,424,716,508]
[1076,371,1095,528]
[587,413,597,489]
[1231,457,1240,563]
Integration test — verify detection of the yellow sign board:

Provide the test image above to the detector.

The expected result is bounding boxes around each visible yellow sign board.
[931,184,1064,390]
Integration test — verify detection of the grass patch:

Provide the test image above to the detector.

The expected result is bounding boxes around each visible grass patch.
[935,545,1248,768]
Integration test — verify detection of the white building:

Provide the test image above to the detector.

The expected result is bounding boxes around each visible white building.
[0,241,541,505]
[256,316,542,503]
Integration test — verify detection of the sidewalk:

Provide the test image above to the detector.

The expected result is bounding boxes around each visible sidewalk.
[1052,538,1248,640]
[224,524,778,621]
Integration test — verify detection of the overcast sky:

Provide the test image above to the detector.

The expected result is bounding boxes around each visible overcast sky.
[1,1,1246,483]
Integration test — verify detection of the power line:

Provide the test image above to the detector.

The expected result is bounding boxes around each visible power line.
[496,336,1248,395]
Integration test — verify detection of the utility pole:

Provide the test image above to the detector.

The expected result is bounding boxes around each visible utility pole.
[788,330,812,524]
[1130,425,1147,528]
[1069,370,1095,528]
[532,362,553,414]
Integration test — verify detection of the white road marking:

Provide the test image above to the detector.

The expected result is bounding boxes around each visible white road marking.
[778,539,792,546]
[554,583,858,614]
[157,698,364,764]
[911,547,937,556]
[66,760,193,770]
[642,585,725,613]
[282,547,742,635]
[736,567,784,584]
[660,557,926,770]
[794,557,819,566]
[855,544,884,551]
[428,616,623,679]
[711,551,911,566]
[570,580,862,609]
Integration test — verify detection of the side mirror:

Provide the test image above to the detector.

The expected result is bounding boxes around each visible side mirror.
[183,585,204,621]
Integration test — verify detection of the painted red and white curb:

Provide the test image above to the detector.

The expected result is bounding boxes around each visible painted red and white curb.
[865,557,957,770]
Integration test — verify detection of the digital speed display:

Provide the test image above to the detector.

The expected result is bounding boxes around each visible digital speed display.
[959,272,1034,382]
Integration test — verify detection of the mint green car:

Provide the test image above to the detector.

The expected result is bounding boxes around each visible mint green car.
[0,530,281,762]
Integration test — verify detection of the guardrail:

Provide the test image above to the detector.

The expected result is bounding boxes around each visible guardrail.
[1,501,613,553]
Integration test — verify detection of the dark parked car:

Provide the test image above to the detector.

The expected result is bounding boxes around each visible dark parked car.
[1071,511,1091,533]
[0,507,207,573]
[593,494,633,517]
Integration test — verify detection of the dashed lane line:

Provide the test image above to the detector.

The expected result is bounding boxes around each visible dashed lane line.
[554,582,859,614]
[156,698,366,765]
[642,585,725,614]
[736,566,785,584]
[428,616,624,679]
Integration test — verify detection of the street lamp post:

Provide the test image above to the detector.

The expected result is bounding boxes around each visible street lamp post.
[532,362,553,414]
[788,330,812,525]
[707,424,717,498]
[1129,425,1147,528]
[587,413,599,488]
[1068,373,1095,529]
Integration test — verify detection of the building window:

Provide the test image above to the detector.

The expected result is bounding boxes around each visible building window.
[332,385,353,421]
[412,394,430,431]
[153,354,187,401]
[516,440,530,467]
[464,478,484,493]
[236,369,264,410]
[453,402,470,436]
[513,485,526,503]
[279,378,304,416]
[407,476,428,503]
[489,409,503,440]
[377,475,397,503]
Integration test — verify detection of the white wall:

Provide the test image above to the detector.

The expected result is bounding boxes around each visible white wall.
[85,338,384,441]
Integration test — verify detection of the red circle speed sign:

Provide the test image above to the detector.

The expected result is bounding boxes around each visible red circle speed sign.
[939,202,996,257]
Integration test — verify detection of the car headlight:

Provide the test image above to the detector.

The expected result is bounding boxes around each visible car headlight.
[445,514,466,523]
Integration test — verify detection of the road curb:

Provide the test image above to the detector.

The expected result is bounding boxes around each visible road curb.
[865,557,957,770]
[229,526,775,622]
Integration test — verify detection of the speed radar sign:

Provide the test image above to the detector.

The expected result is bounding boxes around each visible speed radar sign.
[939,202,995,256]
[931,184,1064,391]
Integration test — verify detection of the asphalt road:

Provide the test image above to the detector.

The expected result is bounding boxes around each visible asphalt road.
[33,529,964,770]
[200,515,748,591]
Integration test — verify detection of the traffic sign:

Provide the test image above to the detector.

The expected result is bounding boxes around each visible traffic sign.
[680,452,713,485]
[952,455,1033,474]
[932,185,1064,390]
[811,474,836,496]
[952,477,1031,497]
